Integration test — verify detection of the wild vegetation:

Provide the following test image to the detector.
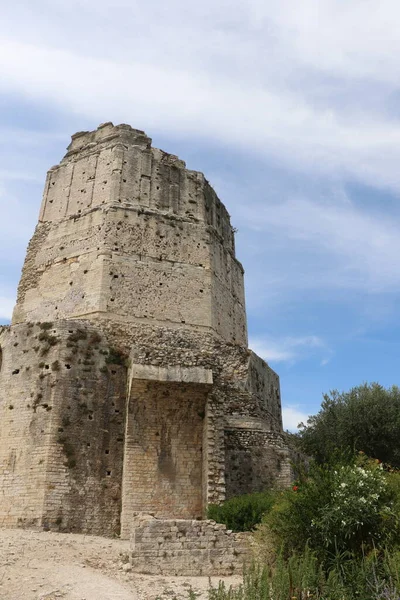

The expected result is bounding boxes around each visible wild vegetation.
[207,383,400,600]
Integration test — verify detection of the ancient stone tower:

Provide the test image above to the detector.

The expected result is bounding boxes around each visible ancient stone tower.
[0,123,290,537]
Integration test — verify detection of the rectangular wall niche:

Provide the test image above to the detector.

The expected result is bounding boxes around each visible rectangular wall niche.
[121,365,212,538]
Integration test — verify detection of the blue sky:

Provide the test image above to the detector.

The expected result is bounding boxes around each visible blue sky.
[1,0,400,430]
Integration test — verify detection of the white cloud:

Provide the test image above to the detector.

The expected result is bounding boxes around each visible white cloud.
[242,194,400,293]
[250,335,328,364]
[282,405,309,432]
[1,1,400,192]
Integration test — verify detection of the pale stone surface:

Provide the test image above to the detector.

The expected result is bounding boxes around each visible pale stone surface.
[130,517,249,576]
[0,123,292,549]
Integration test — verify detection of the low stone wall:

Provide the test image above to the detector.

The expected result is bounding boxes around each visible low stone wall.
[130,517,249,576]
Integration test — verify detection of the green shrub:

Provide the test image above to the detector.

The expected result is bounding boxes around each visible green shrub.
[207,491,277,532]
[265,456,400,562]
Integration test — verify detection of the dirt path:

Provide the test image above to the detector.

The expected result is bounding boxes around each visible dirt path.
[0,529,241,600]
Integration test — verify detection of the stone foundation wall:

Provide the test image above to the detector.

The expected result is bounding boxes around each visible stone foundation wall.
[130,517,249,576]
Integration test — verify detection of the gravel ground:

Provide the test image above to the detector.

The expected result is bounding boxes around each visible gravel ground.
[0,529,241,600]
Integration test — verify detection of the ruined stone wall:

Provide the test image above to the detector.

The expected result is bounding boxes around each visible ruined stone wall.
[224,426,292,497]
[0,324,55,528]
[0,321,127,535]
[130,517,249,576]
[1,122,291,537]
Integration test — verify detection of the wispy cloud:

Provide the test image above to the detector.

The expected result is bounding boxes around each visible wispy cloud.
[242,193,400,294]
[1,2,400,192]
[250,335,330,365]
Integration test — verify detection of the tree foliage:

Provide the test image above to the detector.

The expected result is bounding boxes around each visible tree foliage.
[297,383,400,467]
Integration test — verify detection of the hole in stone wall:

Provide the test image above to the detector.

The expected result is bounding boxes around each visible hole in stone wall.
[88,414,93,420]
[105,449,109,454]
[12,369,20,375]
[65,364,71,369]
[106,470,111,476]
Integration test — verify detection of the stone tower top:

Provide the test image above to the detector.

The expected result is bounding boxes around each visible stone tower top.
[13,123,247,346]
[65,122,152,159]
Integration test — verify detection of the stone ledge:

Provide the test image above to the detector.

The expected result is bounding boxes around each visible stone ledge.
[129,364,213,386]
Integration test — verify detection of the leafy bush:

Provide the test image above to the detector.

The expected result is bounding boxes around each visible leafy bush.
[207,491,277,532]
[297,383,400,467]
[265,456,400,562]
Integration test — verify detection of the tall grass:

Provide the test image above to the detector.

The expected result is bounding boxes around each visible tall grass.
[208,547,400,600]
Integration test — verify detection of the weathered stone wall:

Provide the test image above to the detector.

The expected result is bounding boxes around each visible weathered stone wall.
[0,321,127,535]
[130,516,249,576]
[224,426,292,497]
[13,122,246,346]
[121,377,210,537]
